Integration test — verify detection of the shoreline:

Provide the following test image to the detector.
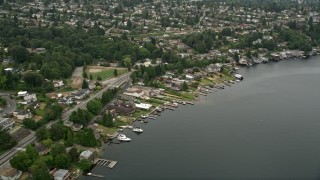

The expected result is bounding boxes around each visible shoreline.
[90,54,320,174]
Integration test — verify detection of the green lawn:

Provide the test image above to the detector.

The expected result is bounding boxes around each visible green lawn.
[88,68,128,81]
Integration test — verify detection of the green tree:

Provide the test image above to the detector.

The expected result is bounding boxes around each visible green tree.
[86,98,102,115]
[101,111,113,127]
[51,143,66,157]
[182,82,188,91]
[23,72,44,88]
[65,129,74,147]
[9,45,29,63]
[54,153,71,169]
[36,126,50,141]
[10,152,32,171]
[0,130,16,151]
[50,123,66,141]
[78,159,92,172]
[82,79,89,89]
[68,147,79,163]
[113,69,118,77]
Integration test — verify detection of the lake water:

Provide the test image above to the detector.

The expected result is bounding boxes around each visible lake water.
[85,56,320,180]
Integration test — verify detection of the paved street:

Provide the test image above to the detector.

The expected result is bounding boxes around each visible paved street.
[0,93,16,117]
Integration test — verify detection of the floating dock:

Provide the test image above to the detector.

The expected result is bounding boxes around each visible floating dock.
[94,158,118,169]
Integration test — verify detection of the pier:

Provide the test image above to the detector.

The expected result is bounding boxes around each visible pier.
[94,158,118,169]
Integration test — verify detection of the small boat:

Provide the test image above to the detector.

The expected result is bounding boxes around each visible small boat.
[117,134,131,142]
[141,115,147,119]
[132,127,143,133]
[182,101,186,105]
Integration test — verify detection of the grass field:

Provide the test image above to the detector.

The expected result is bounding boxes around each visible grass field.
[87,67,128,81]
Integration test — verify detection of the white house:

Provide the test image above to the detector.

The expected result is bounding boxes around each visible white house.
[53,80,64,88]
[24,94,37,102]
[79,150,94,161]
[53,169,70,180]
[0,118,14,131]
[135,103,152,110]
[17,91,28,97]
[123,89,145,99]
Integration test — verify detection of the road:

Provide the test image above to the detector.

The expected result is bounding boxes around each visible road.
[0,132,36,168]
[61,73,131,121]
[0,73,131,167]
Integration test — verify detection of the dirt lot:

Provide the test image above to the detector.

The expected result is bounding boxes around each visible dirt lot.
[71,67,84,88]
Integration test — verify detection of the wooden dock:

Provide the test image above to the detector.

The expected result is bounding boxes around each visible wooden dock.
[94,158,118,169]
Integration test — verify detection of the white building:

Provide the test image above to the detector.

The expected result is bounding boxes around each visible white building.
[135,103,152,110]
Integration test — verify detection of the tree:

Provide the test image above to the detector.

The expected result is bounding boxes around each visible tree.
[123,56,132,71]
[182,82,188,91]
[23,118,39,130]
[50,123,66,141]
[32,164,52,180]
[0,130,17,151]
[23,72,44,88]
[82,79,89,89]
[51,143,66,157]
[101,111,113,127]
[97,75,102,81]
[309,16,314,31]
[65,129,74,147]
[68,147,79,163]
[113,69,118,77]
[86,99,102,115]
[78,159,92,172]
[54,153,71,169]
[90,74,93,80]
[83,71,88,78]
[36,126,50,141]
[9,45,29,63]
[10,152,32,171]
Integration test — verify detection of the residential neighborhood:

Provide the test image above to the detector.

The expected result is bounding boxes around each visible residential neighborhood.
[0,0,319,179]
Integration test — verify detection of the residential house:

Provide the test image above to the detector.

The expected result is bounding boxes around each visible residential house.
[107,105,134,115]
[123,89,146,99]
[0,118,14,131]
[79,150,94,162]
[53,169,70,180]
[27,101,40,109]
[35,143,50,155]
[206,63,222,73]
[17,91,28,97]
[53,80,64,88]
[71,123,83,132]
[0,168,21,180]
[135,103,152,110]
[24,93,37,102]
[13,109,33,120]
[72,89,89,100]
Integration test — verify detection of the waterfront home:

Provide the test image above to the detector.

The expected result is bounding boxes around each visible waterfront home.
[107,105,134,115]
[123,89,145,99]
[0,118,14,131]
[135,103,152,110]
[79,150,94,162]
[53,169,70,180]
[205,63,222,73]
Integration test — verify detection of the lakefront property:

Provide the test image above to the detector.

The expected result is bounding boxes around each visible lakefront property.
[0,0,320,179]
